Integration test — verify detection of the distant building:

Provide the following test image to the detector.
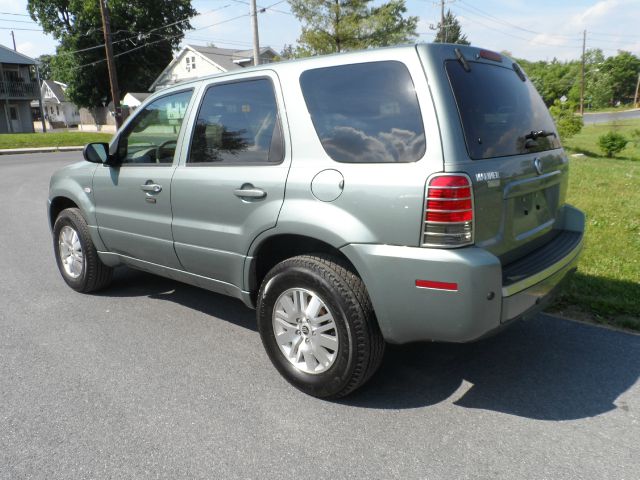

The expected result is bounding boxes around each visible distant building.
[37,80,80,128]
[122,92,151,110]
[149,45,278,91]
[0,44,39,134]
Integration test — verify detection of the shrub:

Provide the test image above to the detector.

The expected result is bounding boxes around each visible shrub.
[598,132,628,158]
[549,100,583,140]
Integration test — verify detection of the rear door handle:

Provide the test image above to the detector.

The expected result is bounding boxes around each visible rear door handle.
[140,183,162,193]
[233,186,266,199]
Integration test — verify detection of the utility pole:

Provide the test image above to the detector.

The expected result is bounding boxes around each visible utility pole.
[441,0,447,43]
[11,30,16,51]
[99,0,122,128]
[634,72,640,108]
[250,0,260,66]
[35,64,46,133]
[579,29,586,116]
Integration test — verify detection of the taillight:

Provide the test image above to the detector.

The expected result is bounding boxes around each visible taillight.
[422,173,474,248]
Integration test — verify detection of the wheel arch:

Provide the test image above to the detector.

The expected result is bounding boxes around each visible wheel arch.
[245,233,360,305]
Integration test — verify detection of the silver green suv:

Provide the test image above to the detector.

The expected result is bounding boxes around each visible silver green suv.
[48,44,585,398]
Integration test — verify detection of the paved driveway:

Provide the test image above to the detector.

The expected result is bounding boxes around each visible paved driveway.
[1,152,638,479]
[583,108,640,124]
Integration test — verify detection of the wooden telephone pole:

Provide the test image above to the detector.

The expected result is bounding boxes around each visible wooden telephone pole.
[250,0,260,66]
[634,72,640,108]
[579,29,586,115]
[99,0,122,128]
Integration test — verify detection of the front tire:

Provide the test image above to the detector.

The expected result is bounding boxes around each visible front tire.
[53,208,113,293]
[257,255,385,398]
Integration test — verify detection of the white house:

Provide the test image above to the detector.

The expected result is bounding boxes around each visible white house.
[122,92,151,110]
[40,80,80,128]
[149,45,278,91]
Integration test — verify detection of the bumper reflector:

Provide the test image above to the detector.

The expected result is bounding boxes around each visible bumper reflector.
[415,280,458,291]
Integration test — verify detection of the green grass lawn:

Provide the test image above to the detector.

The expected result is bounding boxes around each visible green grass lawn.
[551,120,640,331]
[0,132,113,149]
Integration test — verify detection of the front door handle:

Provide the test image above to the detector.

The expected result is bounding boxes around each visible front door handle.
[140,183,162,193]
[233,186,266,199]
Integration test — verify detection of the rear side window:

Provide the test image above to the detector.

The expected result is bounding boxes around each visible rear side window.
[300,61,425,163]
[446,60,561,159]
[188,78,283,164]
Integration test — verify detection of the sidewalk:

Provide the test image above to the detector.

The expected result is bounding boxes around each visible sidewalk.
[0,146,84,155]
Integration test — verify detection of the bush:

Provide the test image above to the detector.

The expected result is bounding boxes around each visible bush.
[549,100,583,140]
[598,132,628,157]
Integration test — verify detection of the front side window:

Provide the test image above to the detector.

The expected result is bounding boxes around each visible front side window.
[117,90,193,165]
[300,61,426,163]
[188,78,282,164]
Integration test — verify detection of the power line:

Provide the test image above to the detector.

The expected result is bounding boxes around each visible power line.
[0,18,38,24]
[451,7,582,49]
[455,0,578,40]
[0,26,42,32]
[0,11,31,17]
[70,12,252,71]
[51,4,232,59]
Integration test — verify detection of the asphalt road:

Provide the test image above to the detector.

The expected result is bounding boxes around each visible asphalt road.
[1,152,639,479]
[582,108,640,124]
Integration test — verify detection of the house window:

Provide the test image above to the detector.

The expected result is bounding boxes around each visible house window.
[56,105,60,115]
[191,56,196,69]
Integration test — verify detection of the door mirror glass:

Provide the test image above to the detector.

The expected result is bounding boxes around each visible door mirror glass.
[83,142,110,164]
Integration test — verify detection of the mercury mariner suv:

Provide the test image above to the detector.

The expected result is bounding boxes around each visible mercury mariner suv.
[48,43,585,398]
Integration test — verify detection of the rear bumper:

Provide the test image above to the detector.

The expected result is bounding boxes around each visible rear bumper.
[341,205,585,344]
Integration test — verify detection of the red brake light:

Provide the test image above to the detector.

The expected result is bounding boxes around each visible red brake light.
[422,174,474,248]
[479,49,502,62]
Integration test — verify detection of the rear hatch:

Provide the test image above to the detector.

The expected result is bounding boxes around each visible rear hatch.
[418,44,569,265]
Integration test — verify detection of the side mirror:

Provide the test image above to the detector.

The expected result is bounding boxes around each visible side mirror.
[83,142,115,165]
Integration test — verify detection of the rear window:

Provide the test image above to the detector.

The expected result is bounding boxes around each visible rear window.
[446,60,561,160]
[300,61,425,163]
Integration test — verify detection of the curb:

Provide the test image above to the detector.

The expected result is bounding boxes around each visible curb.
[0,146,84,155]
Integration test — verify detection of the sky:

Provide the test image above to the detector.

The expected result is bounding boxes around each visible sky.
[0,0,639,62]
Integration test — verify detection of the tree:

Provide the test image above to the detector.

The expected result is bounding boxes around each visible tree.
[549,100,583,140]
[36,54,53,80]
[603,51,640,103]
[27,0,196,108]
[288,0,418,56]
[434,10,469,45]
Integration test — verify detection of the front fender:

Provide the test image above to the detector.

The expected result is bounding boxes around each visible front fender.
[48,163,106,251]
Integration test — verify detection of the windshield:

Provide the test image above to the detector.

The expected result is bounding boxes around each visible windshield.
[446,60,561,159]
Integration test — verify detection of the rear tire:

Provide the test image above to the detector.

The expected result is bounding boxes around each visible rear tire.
[53,208,113,293]
[257,254,385,398]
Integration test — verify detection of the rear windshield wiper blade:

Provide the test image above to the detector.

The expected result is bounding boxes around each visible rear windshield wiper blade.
[524,130,557,140]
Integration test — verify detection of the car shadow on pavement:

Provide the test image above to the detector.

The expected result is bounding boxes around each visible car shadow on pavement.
[102,269,638,421]
[100,268,257,332]
[343,313,640,420]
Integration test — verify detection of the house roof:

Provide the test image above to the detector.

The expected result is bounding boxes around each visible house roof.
[149,44,279,91]
[42,80,67,102]
[125,92,151,102]
[0,43,37,65]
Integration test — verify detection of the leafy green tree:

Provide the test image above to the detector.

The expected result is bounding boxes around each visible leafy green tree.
[434,9,469,45]
[288,0,418,56]
[549,100,583,140]
[602,51,640,103]
[598,132,628,158]
[36,54,53,80]
[27,0,196,108]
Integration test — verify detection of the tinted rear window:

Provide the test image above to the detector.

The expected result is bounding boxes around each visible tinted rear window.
[300,61,425,163]
[446,60,561,159]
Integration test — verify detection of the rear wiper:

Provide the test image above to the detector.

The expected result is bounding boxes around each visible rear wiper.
[524,130,557,140]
